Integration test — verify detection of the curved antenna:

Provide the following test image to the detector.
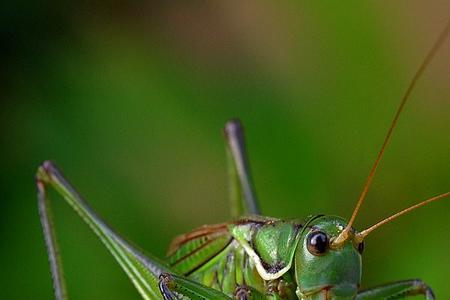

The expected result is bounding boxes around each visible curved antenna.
[332,19,450,247]
[355,192,450,243]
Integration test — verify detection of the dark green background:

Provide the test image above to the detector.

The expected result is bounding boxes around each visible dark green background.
[1,1,449,299]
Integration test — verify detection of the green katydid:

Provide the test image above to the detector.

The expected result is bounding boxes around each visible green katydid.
[37,20,450,300]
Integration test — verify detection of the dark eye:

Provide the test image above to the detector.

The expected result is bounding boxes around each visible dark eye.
[307,231,329,255]
[357,241,364,254]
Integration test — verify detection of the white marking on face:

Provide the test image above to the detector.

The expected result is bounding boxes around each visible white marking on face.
[240,242,292,281]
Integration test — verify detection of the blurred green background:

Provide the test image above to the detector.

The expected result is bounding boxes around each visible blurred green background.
[1,1,449,299]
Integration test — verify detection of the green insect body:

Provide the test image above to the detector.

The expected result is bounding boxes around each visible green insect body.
[37,22,450,300]
[36,120,443,300]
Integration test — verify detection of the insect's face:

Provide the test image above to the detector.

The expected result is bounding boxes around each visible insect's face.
[295,215,363,300]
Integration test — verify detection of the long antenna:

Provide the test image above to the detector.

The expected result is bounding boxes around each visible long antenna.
[332,20,450,247]
[355,192,450,243]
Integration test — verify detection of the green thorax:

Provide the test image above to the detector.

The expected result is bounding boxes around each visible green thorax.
[166,216,308,299]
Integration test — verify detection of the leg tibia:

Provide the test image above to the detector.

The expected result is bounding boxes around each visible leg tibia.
[37,161,171,300]
[356,279,435,299]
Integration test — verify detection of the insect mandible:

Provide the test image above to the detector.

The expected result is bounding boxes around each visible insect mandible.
[37,20,450,300]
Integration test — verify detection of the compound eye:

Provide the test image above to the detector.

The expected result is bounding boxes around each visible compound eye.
[307,231,329,256]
